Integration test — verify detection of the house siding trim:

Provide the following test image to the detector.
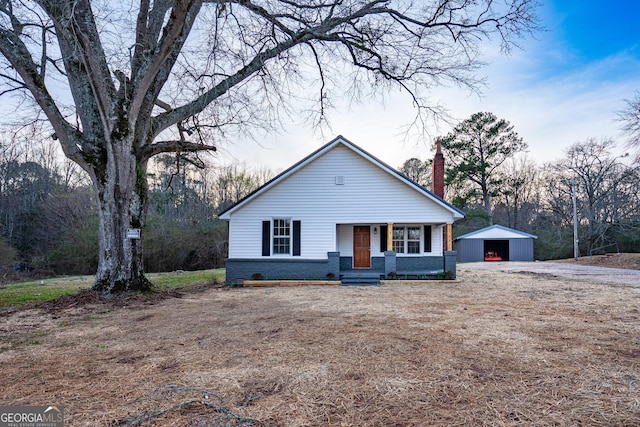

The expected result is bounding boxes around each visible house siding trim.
[456,224,538,240]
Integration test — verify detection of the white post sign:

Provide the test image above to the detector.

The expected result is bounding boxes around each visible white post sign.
[126,228,141,239]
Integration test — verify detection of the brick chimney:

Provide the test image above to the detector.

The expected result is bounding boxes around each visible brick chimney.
[432,139,445,198]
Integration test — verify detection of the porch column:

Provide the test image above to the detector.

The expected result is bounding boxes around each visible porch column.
[444,250,457,278]
[387,223,393,251]
[384,250,397,277]
[447,224,453,251]
[327,251,340,279]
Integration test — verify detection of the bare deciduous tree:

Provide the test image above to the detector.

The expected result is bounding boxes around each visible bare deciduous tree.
[398,158,431,187]
[546,138,633,255]
[494,155,539,230]
[0,0,539,294]
[210,163,272,214]
[618,91,640,150]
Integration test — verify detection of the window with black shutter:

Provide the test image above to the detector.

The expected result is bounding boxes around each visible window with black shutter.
[424,225,432,252]
[380,225,388,252]
[293,220,301,256]
[262,221,271,256]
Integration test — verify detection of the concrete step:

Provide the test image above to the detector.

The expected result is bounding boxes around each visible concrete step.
[340,272,381,286]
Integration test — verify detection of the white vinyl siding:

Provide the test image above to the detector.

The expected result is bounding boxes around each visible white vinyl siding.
[226,144,455,258]
[337,224,354,256]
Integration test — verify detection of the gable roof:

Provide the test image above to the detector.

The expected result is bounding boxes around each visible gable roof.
[455,224,538,240]
[218,135,464,220]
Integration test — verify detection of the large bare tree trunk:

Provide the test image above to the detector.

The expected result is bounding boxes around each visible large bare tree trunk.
[91,140,152,294]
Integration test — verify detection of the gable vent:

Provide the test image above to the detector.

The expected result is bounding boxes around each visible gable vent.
[335,176,345,185]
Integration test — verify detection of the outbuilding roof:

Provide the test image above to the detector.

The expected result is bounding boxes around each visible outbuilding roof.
[455,224,538,240]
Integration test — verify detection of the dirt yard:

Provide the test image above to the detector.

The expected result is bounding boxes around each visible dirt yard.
[1,265,639,426]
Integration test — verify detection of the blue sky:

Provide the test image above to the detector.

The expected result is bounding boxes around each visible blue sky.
[548,1,639,64]
[219,0,640,171]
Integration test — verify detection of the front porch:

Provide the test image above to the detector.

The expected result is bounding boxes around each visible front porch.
[226,250,457,285]
[333,250,458,285]
[224,250,457,285]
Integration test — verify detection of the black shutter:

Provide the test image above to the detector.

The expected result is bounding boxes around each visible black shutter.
[380,225,388,252]
[293,220,301,256]
[262,221,270,256]
[424,225,432,252]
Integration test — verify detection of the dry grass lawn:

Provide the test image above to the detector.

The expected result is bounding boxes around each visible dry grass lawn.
[1,267,639,426]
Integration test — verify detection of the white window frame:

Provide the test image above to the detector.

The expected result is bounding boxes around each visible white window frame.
[407,226,421,254]
[392,225,423,256]
[272,218,292,256]
[392,226,405,253]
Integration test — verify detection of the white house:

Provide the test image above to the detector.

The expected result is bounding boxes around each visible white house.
[219,136,464,285]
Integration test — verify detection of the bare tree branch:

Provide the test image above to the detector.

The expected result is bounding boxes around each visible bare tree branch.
[39,0,116,138]
[151,0,538,141]
[0,18,84,167]
[140,140,216,162]
[617,91,640,149]
[130,0,203,132]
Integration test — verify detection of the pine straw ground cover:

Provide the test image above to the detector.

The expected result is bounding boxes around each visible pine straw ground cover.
[1,269,639,426]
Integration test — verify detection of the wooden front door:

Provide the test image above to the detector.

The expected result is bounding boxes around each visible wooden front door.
[353,226,371,268]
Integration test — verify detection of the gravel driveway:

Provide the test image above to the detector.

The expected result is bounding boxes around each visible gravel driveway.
[458,261,640,286]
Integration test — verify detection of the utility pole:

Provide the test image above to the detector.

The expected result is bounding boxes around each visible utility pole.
[572,178,579,260]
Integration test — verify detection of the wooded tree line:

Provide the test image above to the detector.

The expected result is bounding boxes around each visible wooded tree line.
[399,112,640,260]
[3,110,638,280]
[0,127,272,275]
